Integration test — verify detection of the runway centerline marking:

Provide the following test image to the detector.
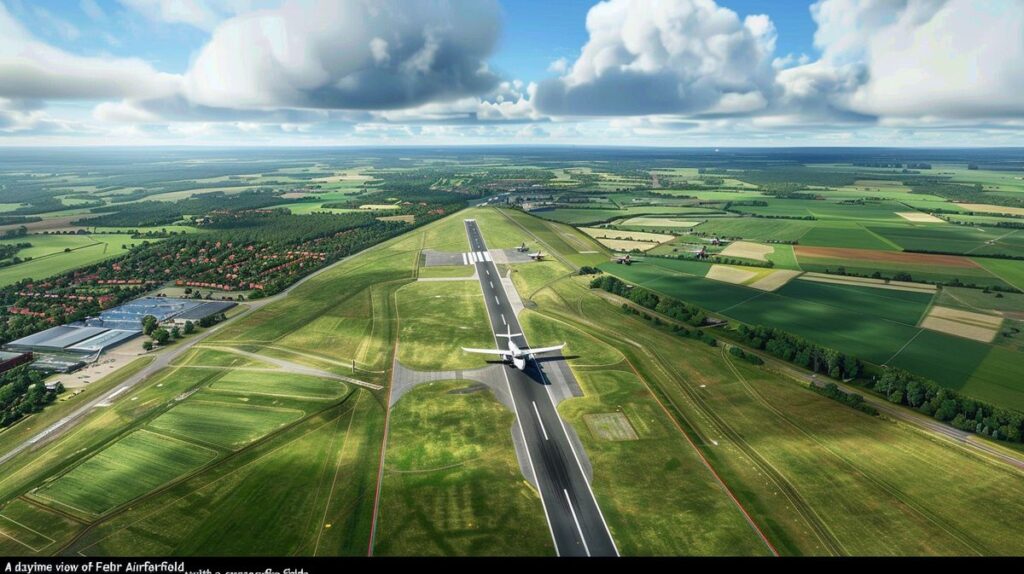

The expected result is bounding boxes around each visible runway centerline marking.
[564,489,590,557]
[501,313,506,325]
[494,295,500,305]
[532,401,549,440]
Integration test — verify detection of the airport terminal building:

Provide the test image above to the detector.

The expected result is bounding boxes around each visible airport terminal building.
[3,297,236,372]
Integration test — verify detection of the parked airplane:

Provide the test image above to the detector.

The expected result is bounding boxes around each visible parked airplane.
[462,325,565,370]
[528,251,545,260]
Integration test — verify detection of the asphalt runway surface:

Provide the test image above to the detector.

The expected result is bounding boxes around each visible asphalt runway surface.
[464,218,617,557]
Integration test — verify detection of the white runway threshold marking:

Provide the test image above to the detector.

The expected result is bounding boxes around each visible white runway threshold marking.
[462,252,469,265]
[532,401,549,440]
[483,251,493,262]
[564,489,591,557]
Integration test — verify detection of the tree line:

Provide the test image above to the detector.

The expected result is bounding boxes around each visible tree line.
[0,365,63,428]
[590,273,1024,442]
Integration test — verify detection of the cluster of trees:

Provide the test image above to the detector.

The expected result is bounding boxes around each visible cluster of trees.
[0,242,31,261]
[821,266,1019,293]
[591,275,708,327]
[909,179,1024,208]
[0,217,40,227]
[728,346,764,365]
[142,317,202,352]
[0,366,63,428]
[811,382,878,415]
[873,368,1023,442]
[736,324,863,380]
[715,256,774,268]
[620,303,719,347]
[80,190,289,227]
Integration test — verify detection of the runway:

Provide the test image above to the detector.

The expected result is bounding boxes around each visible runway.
[464,219,618,557]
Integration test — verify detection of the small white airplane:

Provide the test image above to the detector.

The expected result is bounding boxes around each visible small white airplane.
[528,251,545,260]
[462,325,565,370]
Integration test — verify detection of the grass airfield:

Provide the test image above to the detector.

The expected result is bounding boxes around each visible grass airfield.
[0,206,1023,557]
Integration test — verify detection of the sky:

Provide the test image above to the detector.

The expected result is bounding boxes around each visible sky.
[1,0,1023,147]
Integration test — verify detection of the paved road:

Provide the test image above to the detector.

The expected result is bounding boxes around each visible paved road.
[464,219,618,557]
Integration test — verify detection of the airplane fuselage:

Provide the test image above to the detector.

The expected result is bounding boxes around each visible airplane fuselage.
[505,340,528,370]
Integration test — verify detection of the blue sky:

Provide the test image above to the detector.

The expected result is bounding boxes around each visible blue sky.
[1,0,1023,146]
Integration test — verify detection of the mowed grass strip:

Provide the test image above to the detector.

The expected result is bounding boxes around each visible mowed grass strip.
[211,370,348,400]
[0,498,84,555]
[148,400,305,450]
[396,280,495,371]
[375,380,553,556]
[31,430,217,517]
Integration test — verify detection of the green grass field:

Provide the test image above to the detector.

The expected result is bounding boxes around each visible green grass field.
[418,265,476,279]
[765,244,801,269]
[396,281,495,371]
[799,226,899,250]
[558,367,773,555]
[31,430,217,517]
[973,258,1024,291]
[147,398,305,450]
[375,380,553,556]
[0,498,82,555]
[775,279,933,326]
[210,370,348,401]
[535,276,1024,555]
[0,234,153,286]
[873,225,1024,258]
[66,392,383,556]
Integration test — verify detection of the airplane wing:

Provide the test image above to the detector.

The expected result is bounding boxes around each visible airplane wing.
[462,347,507,355]
[525,344,565,356]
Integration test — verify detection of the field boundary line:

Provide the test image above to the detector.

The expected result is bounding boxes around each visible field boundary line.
[313,391,362,556]
[882,329,924,365]
[0,513,55,552]
[0,524,45,553]
[860,224,904,251]
[135,427,224,456]
[25,493,94,521]
[716,290,767,315]
[608,343,780,556]
[719,347,984,555]
[366,287,402,556]
[69,397,359,556]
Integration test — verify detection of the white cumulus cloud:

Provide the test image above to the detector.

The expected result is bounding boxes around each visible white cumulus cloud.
[534,0,777,117]
[182,0,502,111]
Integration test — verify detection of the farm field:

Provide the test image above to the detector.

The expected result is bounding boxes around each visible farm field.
[871,225,1024,258]
[598,252,1024,407]
[535,274,1024,556]
[794,246,1012,289]
[1,148,1024,558]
